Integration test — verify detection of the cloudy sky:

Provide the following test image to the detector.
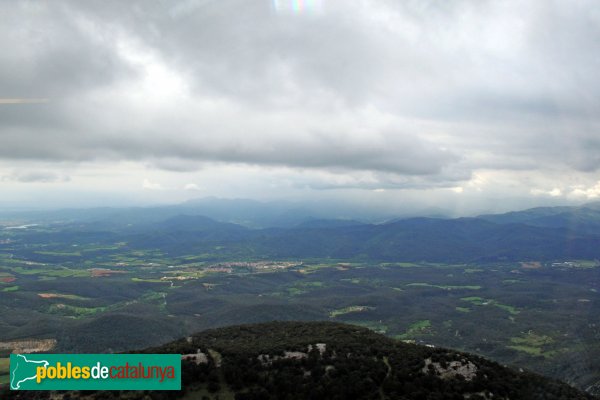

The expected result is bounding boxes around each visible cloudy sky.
[1,0,599,214]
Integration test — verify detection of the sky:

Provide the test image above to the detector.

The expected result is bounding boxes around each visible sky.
[1,0,599,215]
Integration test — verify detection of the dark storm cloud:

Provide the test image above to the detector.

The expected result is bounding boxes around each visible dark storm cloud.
[1,0,599,191]
[0,120,458,176]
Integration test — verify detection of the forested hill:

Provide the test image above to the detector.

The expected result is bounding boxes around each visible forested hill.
[143,321,596,399]
[5,321,591,400]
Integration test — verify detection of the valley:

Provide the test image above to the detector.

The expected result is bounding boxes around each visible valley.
[2,204,600,394]
[1,223,600,392]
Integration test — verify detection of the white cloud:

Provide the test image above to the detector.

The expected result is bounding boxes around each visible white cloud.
[184,183,201,191]
[142,179,164,190]
[531,187,563,197]
[549,188,562,197]
[569,181,600,199]
[0,1,599,212]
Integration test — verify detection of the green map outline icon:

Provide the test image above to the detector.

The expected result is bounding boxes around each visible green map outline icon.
[10,354,49,390]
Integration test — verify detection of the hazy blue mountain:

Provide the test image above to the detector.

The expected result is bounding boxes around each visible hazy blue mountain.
[104,214,600,262]
[5,201,600,263]
[293,218,367,229]
[479,202,600,234]
[0,198,378,229]
[243,217,599,262]
[156,214,248,233]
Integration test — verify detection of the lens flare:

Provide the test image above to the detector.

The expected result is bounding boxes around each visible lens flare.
[273,0,322,15]
[293,0,303,13]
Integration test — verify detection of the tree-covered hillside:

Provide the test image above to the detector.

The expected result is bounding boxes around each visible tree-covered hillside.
[4,321,592,399]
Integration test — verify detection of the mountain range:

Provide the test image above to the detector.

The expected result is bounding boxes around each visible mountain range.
[5,200,600,263]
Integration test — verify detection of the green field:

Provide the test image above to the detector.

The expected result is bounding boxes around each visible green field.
[0,232,598,393]
[38,292,89,300]
[286,287,307,296]
[48,304,107,318]
[297,281,325,288]
[507,332,557,358]
[9,266,90,278]
[131,278,166,283]
[34,250,82,257]
[347,320,388,334]
[407,283,482,290]
[460,297,520,315]
[380,262,422,268]
[575,260,600,268]
[396,320,432,339]
[330,306,374,318]
[0,358,9,385]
